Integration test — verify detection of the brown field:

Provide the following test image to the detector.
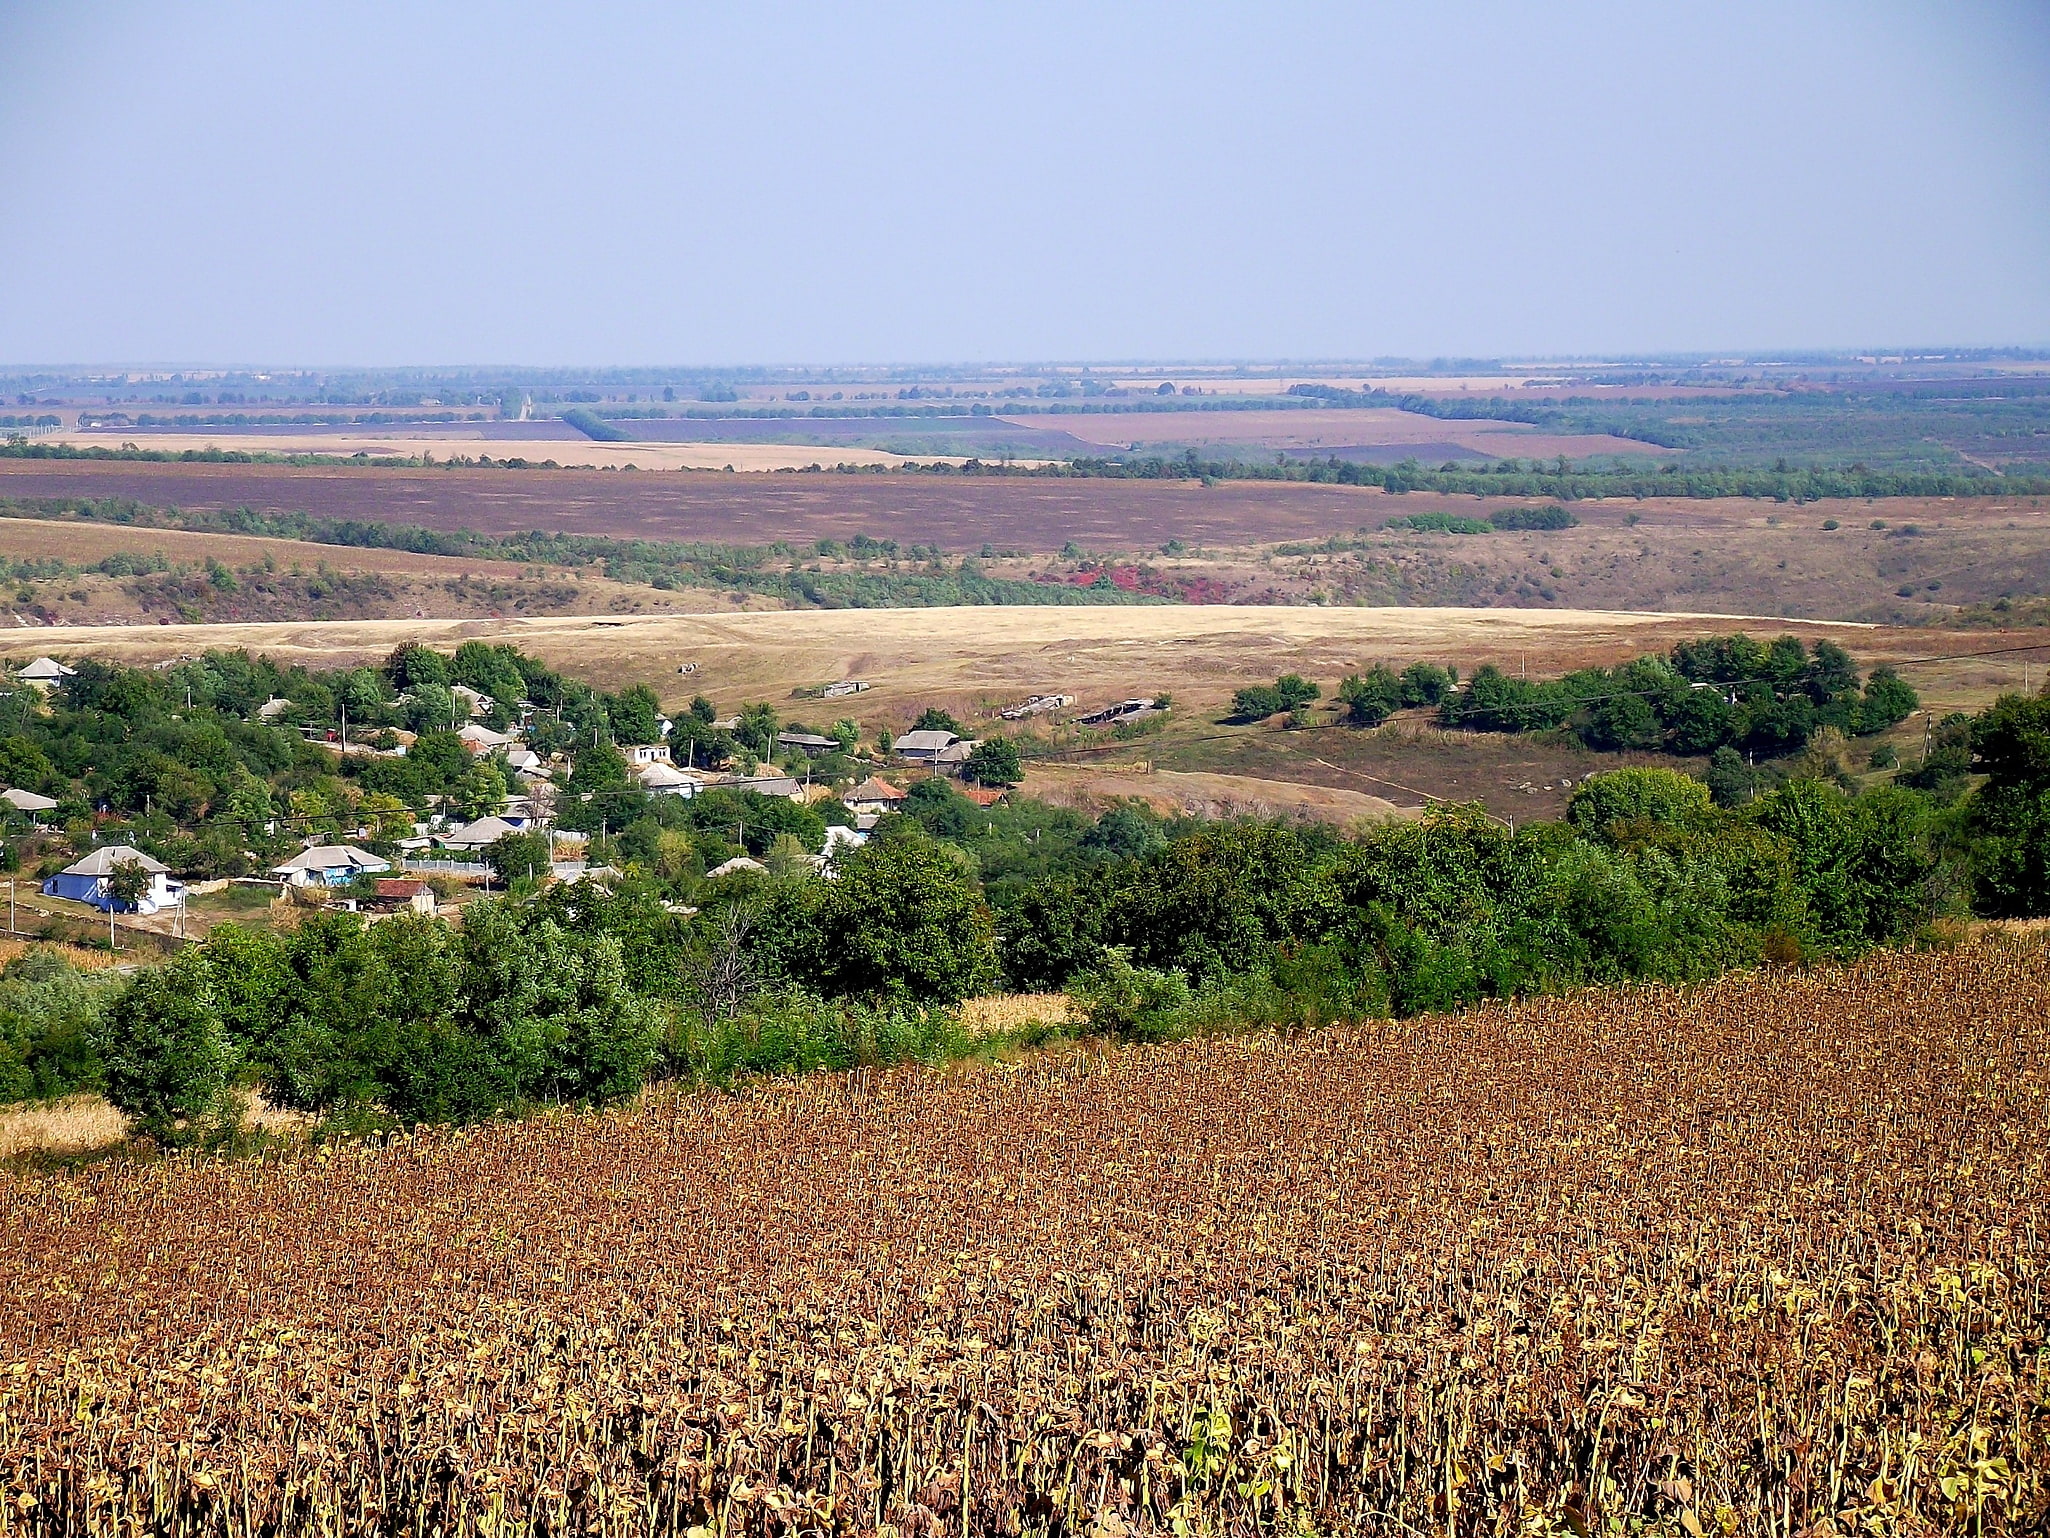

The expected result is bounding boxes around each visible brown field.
[1013,405,1675,461]
[0,603,2017,819]
[47,431,1000,472]
[6,461,2050,626]
[3,941,2044,1534]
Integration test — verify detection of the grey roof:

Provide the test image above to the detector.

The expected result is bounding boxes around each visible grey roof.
[272,844,389,874]
[439,815,523,848]
[0,787,58,812]
[776,731,839,750]
[735,775,804,799]
[18,656,74,681]
[894,729,960,753]
[62,845,169,877]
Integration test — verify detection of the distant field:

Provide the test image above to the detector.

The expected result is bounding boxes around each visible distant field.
[0,459,1395,548]
[45,430,977,472]
[7,460,2050,623]
[1012,405,1676,461]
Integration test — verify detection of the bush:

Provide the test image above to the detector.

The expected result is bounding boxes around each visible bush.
[1489,505,1580,531]
[89,951,242,1144]
[1069,948,1193,1041]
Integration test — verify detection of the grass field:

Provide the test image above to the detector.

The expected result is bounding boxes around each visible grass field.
[0,602,2022,819]
[3,938,2043,1535]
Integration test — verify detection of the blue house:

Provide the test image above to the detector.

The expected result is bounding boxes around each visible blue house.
[43,846,180,914]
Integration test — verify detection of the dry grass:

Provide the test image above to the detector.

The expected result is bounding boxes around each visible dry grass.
[0,1095,126,1159]
[2,940,2045,1533]
[0,1090,311,1160]
[956,992,1074,1036]
[0,939,120,972]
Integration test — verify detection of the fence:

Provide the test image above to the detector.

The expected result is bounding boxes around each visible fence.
[398,858,493,877]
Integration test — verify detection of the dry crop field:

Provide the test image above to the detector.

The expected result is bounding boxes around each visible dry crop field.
[7,460,2050,625]
[3,939,2046,1536]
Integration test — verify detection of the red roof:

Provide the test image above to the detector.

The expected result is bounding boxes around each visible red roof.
[960,784,1009,807]
[375,878,430,898]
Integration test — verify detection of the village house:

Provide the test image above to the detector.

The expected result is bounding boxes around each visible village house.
[0,787,59,818]
[270,844,391,888]
[894,728,974,768]
[843,777,909,817]
[435,813,532,853]
[17,657,74,692]
[43,846,181,914]
[623,743,673,767]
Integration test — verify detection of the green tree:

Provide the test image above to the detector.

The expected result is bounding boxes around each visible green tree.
[964,737,1023,786]
[104,857,156,911]
[89,951,242,1144]
[911,706,964,735]
[1337,667,1401,727]
[821,826,998,1002]
[1566,767,1712,841]
[485,830,553,886]
[610,684,664,745]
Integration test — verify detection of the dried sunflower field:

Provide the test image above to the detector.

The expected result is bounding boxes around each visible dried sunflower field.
[2,940,2047,1537]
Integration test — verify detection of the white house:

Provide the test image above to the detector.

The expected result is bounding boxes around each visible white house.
[458,723,514,753]
[270,844,391,888]
[17,657,74,692]
[623,743,673,767]
[43,846,181,914]
[451,684,493,719]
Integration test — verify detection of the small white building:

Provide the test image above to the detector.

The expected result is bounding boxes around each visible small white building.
[623,743,673,767]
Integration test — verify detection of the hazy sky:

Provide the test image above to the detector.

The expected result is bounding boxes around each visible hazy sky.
[1,1,2046,366]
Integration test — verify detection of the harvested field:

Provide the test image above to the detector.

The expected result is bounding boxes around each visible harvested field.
[3,940,2045,1534]
[0,460,1399,550]
[1018,406,1677,461]
[45,432,998,473]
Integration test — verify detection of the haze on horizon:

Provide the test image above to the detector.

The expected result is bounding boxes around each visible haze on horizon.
[1,0,2046,367]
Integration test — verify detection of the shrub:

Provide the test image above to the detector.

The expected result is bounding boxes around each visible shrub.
[88,951,242,1144]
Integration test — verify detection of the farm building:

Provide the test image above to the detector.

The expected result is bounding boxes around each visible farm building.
[370,878,436,916]
[732,774,806,800]
[270,845,391,888]
[776,731,839,757]
[1078,698,1161,727]
[42,846,181,914]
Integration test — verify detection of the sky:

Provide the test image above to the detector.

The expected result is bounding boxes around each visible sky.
[1,1,2046,367]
